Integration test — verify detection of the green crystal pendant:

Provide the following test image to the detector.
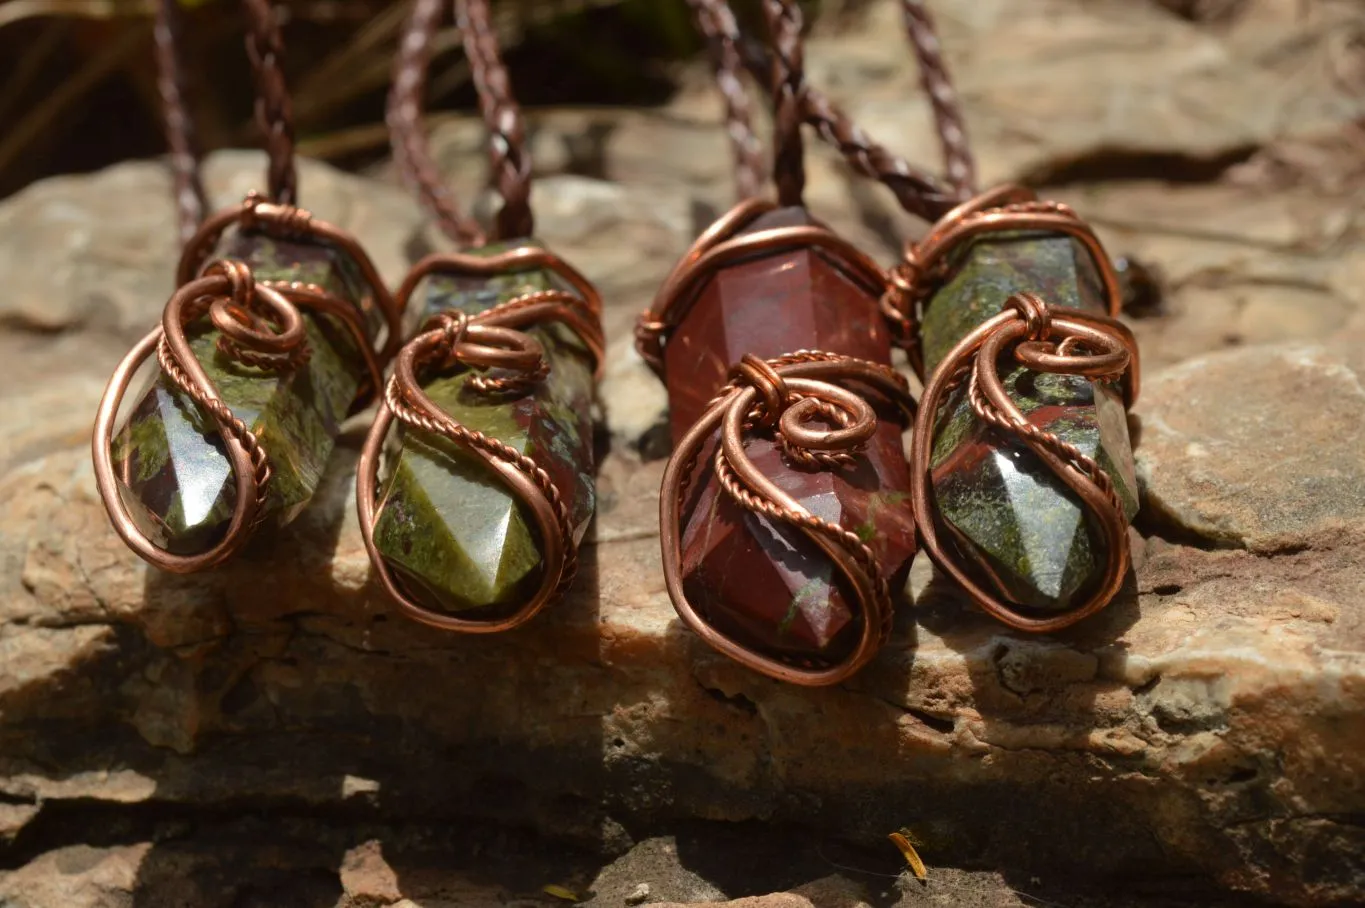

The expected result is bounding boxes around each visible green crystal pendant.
[370,242,596,618]
[111,232,370,555]
[922,232,1139,613]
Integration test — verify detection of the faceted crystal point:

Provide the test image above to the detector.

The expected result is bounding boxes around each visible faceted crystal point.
[922,231,1139,612]
[371,242,596,617]
[111,232,369,555]
[665,208,916,661]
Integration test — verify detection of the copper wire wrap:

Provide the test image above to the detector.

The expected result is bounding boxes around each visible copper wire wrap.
[640,200,916,685]
[902,186,1142,632]
[882,184,1125,378]
[356,248,605,633]
[685,0,766,200]
[762,0,808,207]
[388,0,486,247]
[154,0,208,243]
[240,0,298,206]
[458,0,535,240]
[93,195,400,572]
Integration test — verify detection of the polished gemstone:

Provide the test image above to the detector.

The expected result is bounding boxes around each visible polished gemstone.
[923,232,1138,612]
[370,242,596,617]
[665,208,915,661]
[111,232,368,555]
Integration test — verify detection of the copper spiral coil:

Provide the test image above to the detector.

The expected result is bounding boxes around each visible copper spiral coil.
[356,247,604,633]
[661,351,916,686]
[641,199,916,685]
[900,186,1142,632]
[93,196,398,572]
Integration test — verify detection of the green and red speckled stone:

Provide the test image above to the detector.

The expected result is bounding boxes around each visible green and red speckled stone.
[664,208,916,663]
[111,231,369,556]
[923,232,1139,613]
[369,242,596,618]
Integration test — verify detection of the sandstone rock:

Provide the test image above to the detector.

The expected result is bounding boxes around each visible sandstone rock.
[1135,344,1365,550]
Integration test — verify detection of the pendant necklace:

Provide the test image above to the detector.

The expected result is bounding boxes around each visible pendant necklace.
[640,0,919,686]
[817,1,1143,631]
[93,0,399,572]
[356,0,605,632]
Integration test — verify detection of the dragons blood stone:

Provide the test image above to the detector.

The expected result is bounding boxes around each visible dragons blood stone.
[111,231,371,555]
[922,232,1139,613]
[370,242,596,618]
[664,207,916,662]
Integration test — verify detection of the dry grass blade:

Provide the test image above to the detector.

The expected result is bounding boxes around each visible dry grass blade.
[0,23,146,178]
[888,830,928,883]
[0,18,68,124]
[291,0,410,118]
[0,0,151,29]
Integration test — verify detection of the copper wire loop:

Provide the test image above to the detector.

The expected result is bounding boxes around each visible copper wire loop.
[910,288,1139,633]
[662,353,916,687]
[355,246,604,633]
[93,196,397,572]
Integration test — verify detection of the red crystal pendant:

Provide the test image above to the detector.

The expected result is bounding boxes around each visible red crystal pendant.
[661,208,916,663]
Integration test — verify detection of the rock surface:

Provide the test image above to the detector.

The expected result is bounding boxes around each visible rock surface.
[1,1,1364,906]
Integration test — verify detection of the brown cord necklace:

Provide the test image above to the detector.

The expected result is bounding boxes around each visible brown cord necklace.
[355,0,605,633]
[807,1,1143,632]
[639,0,922,687]
[93,0,398,573]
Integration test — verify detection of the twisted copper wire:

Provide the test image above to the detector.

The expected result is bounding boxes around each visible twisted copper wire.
[761,0,808,206]
[388,0,486,246]
[684,0,766,200]
[357,245,605,633]
[154,0,207,243]
[241,0,298,205]
[901,0,975,196]
[457,0,534,240]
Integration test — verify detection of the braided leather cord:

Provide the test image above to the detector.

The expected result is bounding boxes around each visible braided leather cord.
[457,0,534,240]
[684,0,767,200]
[902,0,975,195]
[388,0,486,246]
[154,0,208,243]
[761,0,808,206]
[241,0,298,206]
